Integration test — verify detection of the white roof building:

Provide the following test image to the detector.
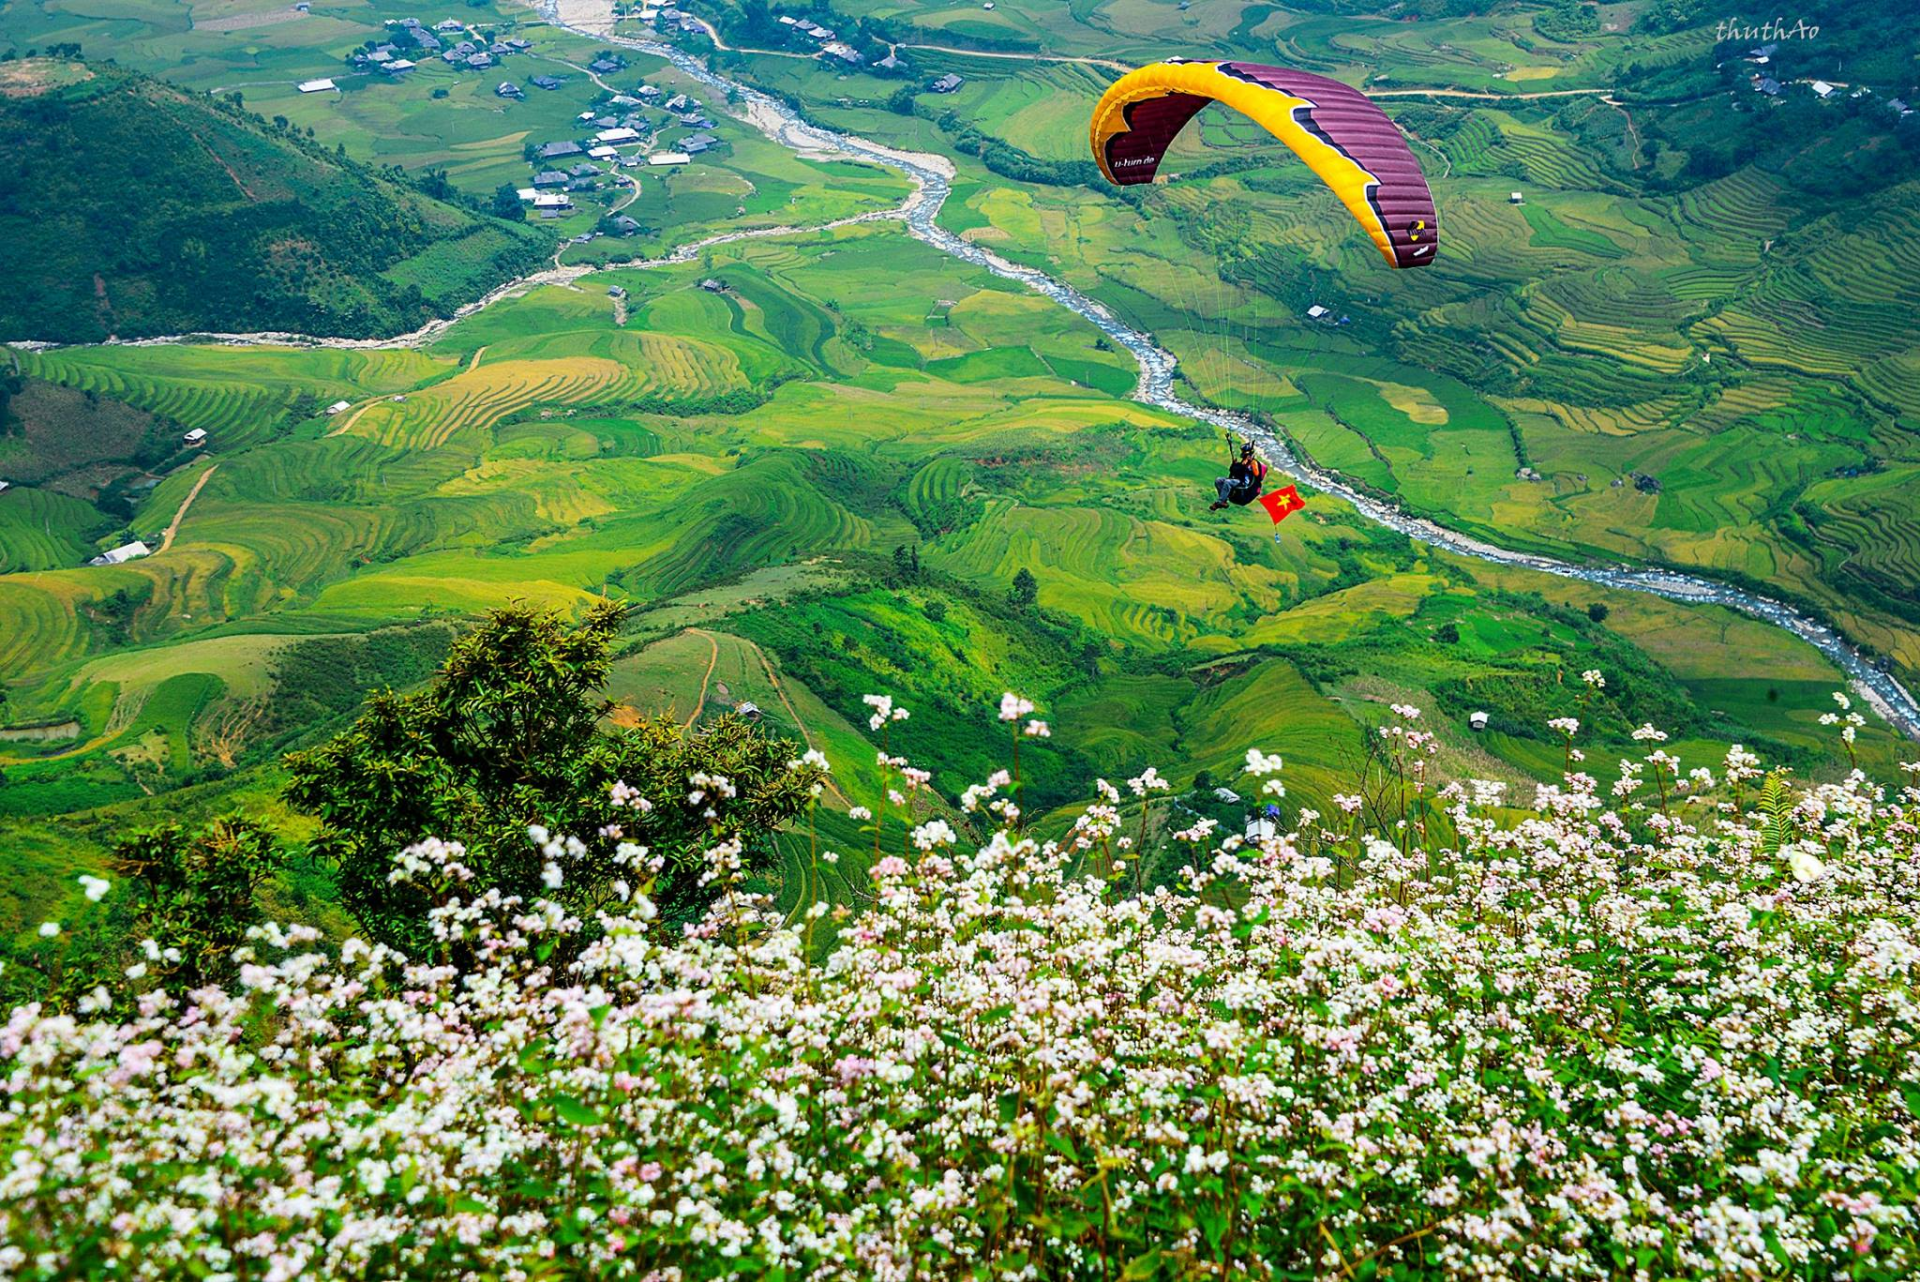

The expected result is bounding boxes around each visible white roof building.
[596,127,642,144]
[298,78,337,93]
[532,192,571,208]
[1306,304,1330,319]
[648,151,691,165]
[515,187,538,202]
[183,428,207,445]
[1468,710,1491,731]
[1809,80,1835,98]
[0,480,10,495]
[588,145,619,159]
[90,541,153,567]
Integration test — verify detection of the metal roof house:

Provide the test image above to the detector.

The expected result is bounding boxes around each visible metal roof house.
[89,541,153,567]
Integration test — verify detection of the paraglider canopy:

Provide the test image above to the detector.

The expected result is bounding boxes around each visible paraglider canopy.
[1089,60,1438,269]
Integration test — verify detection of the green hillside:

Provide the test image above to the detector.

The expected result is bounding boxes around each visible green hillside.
[0,58,550,344]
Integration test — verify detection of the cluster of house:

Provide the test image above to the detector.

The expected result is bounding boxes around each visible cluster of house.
[331,17,533,78]
[774,14,862,64]
[516,81,722,221]
[1741,42,1911,113]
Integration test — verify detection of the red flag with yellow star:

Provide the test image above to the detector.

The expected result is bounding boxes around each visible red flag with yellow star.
[1259,484,1306,526]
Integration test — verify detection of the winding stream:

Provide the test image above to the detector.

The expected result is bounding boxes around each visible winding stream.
[16,9,1920,739]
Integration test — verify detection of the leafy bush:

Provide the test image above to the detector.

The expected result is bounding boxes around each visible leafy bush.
[284,604,824,954]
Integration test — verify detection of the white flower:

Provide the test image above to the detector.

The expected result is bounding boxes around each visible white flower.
[1631,723,1669,743]
[78,875,111,902]
[1787,846,1827,883]
[541,862,564,890]
[1023,719,1050,738]
[998,692,1035,722]
[1548,717,1580,738]
[911,819,957,851]
[863,694,905,731]
[1581,669,1606,688]
[37,921,59,939]
[1244,748,1283,775]
[1128,767,1170,796]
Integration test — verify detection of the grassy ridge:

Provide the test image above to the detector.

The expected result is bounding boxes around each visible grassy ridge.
[0,60,548,343]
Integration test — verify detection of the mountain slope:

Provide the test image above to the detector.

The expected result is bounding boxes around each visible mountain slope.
[0,59,550,344]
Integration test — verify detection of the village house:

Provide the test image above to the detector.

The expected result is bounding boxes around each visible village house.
[589,56,622,73]
[664,92,688,111]
[532,191,570,209]
[568,162,599,177]
[89,541,152,568]
[637,84,660,99]
[434,18,465,32]
[930,73,963,93]
[497,81,524,98]
[533,169,569,187]
[325,400,352,415]
[466,52,494,69]
[183,429,207,448]
[383,59,415,74]
[608,215,642,236]
[648,151,690,166]
[530,74,564,90]
[298,77,337,92]
[679,131,716,154]
[588,145,619,160]
[539,139,584,159]
[596,126,642,144]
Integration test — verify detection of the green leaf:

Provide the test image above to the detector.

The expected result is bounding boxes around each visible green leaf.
[549,1094,603,1127]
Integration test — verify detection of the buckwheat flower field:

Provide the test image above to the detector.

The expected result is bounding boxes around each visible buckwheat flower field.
[3,701,1917,1280]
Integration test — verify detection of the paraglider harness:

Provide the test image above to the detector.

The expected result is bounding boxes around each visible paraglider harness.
[1216,435,1267,508]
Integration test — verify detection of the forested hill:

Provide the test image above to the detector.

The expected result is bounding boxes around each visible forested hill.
[0,59,550,344]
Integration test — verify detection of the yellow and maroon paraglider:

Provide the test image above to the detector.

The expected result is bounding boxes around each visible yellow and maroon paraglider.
[1089,60,1437,269]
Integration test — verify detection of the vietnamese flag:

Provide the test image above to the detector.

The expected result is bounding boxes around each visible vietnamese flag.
[1259,484,1306,525]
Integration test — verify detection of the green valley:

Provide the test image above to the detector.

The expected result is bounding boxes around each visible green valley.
[1,0,1916,933]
